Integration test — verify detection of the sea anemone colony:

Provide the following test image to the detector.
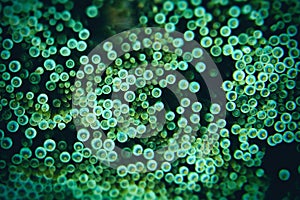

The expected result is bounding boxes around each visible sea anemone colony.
[0,0,299,199]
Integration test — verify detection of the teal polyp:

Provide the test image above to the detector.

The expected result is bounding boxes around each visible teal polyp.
[20,147,32,159]
[189,82,200,93]
[287,25,297,36]
[244,85,255,96]
[25,127,37,139]
[35,147,47,159]
[220,26,231,37]
[79,29,90,40]
[8,60,21,73]
[154,13,166,24]
[286,68,297,82]
[228,36,239,46]
[29,46,40,57]
[278,169,290,181]
[187,20,197,30]
[260,54,270,63]
[11,154,22,165]
[67,38,78,49]
[229,5,241,17]
[223,44,234,56]
[0,49,11,60]
[257,129,268,140]
[77,41,87,52]
[295,131,300,142]
[233,70,245,81]
[272,47,284,58]
[210,45,222,57]
[7,120,19,133]
[269,36,279,46]
[72,151,83,163]
[45,81,56,91]
[227,18,239,29]
[279,33,289,45]
[165,23,175,33]
[253,30,263,39]
[246,74,256,85]
[272,133,283,145]
[285,101,296,111]
[184,30,195,41]
[222,80,234,91]
[2,38,13,50]
[232,49,243,60]
[29,72,41,85]
[44,139,56,152]
[86,5,98,18]
[200,36,213,48]
[238,33,248,45]
[60,46,71,56]
[44,59,56,71]
[163,1,174,11]
[280,113,292,124]
[214,37,223,46]
[226,91,237,101]
[288,48,299,58]
[139,16,148,25]
[11,77,22,88]
[14,106,25,116]
[283,131,294,143]
[1,137,13,149]
[60,151,71,163]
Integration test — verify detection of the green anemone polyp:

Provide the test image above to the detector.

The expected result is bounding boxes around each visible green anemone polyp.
[278,169,290,181]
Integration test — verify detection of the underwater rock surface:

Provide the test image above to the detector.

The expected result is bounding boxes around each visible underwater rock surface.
[0,0,299,199]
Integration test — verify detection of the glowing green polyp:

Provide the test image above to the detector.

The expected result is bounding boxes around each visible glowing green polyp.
[220,26,231,37]
[278,169,290,181]
[285,101,296,111]
[35,147,47,159]
[45,81,56,91]
[14,106,25,117]
[237,33,248,45]
[43,139,56,152]
[10,77,22,88]
[154,13,166,24]
[184,30,195,41]
[227,17,239,29]
[272,133,283,145]
[7,120,19,133]
[282,131,294,143]
[232,49,243,60]
[79,29,90,40]
[1,137,13,149]
[210,45,222,57]
[201,36,213,48]
[244,85,255,96]
[60,151,71,163]
[86,5,98,18]
[1,50,11,60]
